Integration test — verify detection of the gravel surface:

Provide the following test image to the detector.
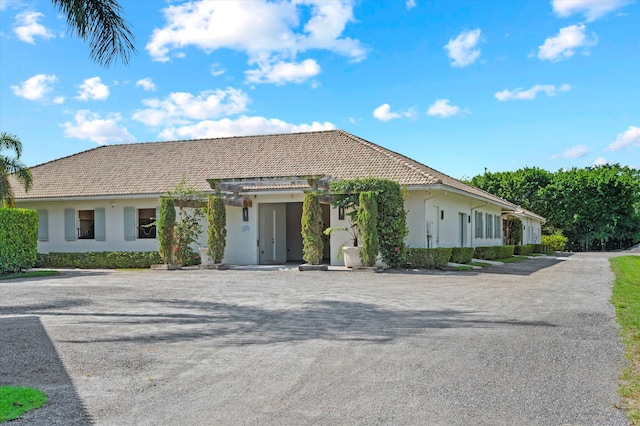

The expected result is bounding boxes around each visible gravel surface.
[0,252,633,425]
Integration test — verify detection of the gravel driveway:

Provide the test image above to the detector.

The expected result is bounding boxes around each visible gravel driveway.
[0,252,631,425]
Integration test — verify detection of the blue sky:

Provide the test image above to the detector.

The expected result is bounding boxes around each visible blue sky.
[1,0,638,180]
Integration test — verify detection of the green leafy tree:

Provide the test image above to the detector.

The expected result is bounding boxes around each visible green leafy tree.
[207,194,227,264]
[505,218,523,246]
[167,181,205,265]
[1,132,33,207]
[52,0,136,67]
[302,192,324,265]
[357,191,379,267]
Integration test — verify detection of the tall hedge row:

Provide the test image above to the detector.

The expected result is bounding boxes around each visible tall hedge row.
[0,208,38,273]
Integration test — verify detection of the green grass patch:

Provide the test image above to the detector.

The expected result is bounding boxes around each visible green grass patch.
[495,256,529,264]
[0,270,59,281]
[470,261,492,268]
[451,265,474,271]
[610,256,640,424]
[0,386,47,422]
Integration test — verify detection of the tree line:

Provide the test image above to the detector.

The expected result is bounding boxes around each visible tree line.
[467,165,640,251]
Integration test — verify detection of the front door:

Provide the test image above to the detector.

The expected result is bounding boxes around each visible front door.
[259,203,287,264]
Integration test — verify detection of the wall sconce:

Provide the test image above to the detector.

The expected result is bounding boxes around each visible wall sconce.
[338,206,345,220]
[242,207,249,222]
[440,210,444,220]
[468,216,471,223]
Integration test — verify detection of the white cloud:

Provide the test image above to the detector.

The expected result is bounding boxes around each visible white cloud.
[495,83,571,101]
[608,126,640,151]
[159,116,336,140]
[551,0,632,22]
[372,104,416,122]
[133,88,250,127]
[210,63,225,77]
[538,24,597,62]
[62,110,135,145]
[13,11,55,44]
[427,99,466,118]
[76,77,110,101]
[444,29,482,67]
[551,145,589,159]
[245,59,321,85]
[135,78,156,92]
[0,0,21,11]
[53,96,65,104]
[406,0,417,10]
[593,157,609,166]
[11,74,56,100]
[146,0,366,84]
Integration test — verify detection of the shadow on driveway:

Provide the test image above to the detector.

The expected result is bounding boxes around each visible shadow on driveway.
[0,316,92,425]
[34,299,557,346]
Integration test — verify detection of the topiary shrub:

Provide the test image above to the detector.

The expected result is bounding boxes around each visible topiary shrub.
[357,191,380,267]
[450,247,474,264]
[514,244,534,255]
[157,198,176,264]
[301,192,324,265]
[532,244,545,253]
[330,178,407,267]
[474,245,515,260]
[207,194,227,263]
[0,208,38,273]
[404,247,452,269]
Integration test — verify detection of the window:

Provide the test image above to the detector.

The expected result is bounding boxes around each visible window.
[494,215,501,239]
[78,210,94,239]
[37,209,48,241]
[486,213,493,239]
[138,208,156,239]
[475,211,484,238]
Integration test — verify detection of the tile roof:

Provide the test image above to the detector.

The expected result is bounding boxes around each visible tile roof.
[10,129,543,220]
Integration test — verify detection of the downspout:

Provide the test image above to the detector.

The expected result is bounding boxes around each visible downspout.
[424,190,448,248]
[470,202,488,248]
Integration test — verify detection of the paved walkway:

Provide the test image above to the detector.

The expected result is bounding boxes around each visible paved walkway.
[0,252,633,425]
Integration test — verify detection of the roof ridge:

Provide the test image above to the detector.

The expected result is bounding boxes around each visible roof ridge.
[336,130,442,184]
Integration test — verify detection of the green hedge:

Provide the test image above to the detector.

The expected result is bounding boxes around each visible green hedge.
[404,248,452,269]
[473,245,515,260]
[532,244,545,253]
[514,244,534,255]
[0,208,38,274]
[37,251,164,269]
[450,247,475,264]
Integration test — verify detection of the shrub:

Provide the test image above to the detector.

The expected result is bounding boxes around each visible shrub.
[157,198,176,264]
[514,244,534,255]
[36,251,164,269]
[450,247,474,264]
[357,191,379,267]
[207,194,227,264]
[404,247,452,269]
[474,245,515,260]
[542,232,567,251]
[330,178,407,267]
[0,208,38,274]
[301,192,324,265]
[532,244,545,253]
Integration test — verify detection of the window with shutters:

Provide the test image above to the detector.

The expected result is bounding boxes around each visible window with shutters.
[486,213,493,239]
[78,210,94,239]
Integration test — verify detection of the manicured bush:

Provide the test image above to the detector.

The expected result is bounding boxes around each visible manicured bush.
[474,245,515,260]
[404,247,452,269]
[330,178,407,267]
[0,208,38,273]
[157,198,176,264]
[450,247,474,264]
[207,194,227,264]
[532,244,545,253]
[301,192,324,265]
[542,231,568,251]
[36,251,164,269]
[357,191,379,267]
[514,244,534,255]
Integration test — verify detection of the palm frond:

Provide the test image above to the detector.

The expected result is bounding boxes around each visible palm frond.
[51,0,136,67]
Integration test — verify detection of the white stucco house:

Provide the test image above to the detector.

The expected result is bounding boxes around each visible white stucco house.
[11,130,544,265]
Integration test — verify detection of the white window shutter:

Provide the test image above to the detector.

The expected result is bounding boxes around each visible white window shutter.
[37,209,48,241]
[64,209,76,241]
[95,208,106,241]
[124,207,136,241]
